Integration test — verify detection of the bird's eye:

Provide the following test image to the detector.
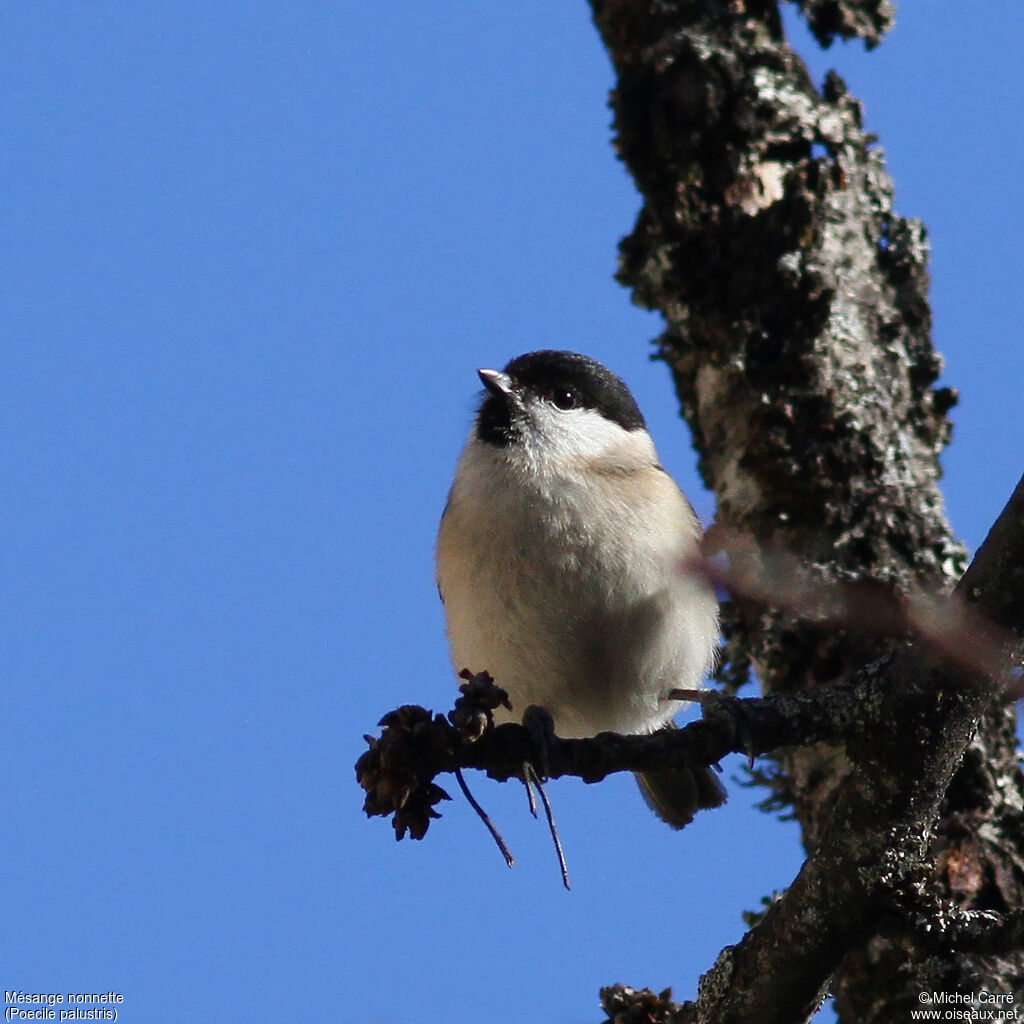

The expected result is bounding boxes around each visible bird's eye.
[552,388,577,410]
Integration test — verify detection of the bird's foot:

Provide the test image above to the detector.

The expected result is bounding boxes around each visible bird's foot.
[668,687,758,769]
[521,703,556,783]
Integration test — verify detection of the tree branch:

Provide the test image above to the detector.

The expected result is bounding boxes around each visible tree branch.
[583,1,1024,1019]
[356,678,863,842]
[624,474,1024,1023]
[958,471,1024,640]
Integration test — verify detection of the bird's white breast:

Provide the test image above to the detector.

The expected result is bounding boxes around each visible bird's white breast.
[436,431,718,738]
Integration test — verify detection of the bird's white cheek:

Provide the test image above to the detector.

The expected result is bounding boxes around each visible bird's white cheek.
[523,404,650,466]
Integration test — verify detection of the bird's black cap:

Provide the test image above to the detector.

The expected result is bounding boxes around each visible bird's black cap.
[476,350,646,446]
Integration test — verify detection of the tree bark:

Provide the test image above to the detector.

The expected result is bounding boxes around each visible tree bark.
[587,1,1024,1019]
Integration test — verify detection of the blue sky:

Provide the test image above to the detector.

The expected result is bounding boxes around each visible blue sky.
[1,3,1020,1022]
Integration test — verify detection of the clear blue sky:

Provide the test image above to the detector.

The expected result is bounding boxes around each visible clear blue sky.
[2,3,1020,1022]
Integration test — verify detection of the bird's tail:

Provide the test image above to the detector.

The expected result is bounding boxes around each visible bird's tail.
[635,764,727,829]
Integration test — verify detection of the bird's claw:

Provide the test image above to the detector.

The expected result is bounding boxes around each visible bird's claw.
[699,690,759,770]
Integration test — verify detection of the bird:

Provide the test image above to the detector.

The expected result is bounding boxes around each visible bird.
[435,350,725,828]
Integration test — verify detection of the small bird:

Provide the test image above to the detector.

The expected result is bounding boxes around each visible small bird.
[436,350,725,828]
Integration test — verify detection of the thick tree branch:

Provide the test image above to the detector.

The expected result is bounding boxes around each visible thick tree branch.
[616,474,1024,1023]
[958,471,1024,640]
[584,1,1024,1020]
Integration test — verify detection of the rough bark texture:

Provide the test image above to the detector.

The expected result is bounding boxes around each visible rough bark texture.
[586,1,1024,1020]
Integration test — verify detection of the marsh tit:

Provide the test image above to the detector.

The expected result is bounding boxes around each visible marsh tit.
[436,350,726,828]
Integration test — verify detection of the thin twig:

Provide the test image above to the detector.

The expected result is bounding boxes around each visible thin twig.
[454,766,515,868]
[526,762,571,890]
[522,762,539,818]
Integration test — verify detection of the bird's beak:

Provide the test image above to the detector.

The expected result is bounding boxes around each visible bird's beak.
[477,368,514,398]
